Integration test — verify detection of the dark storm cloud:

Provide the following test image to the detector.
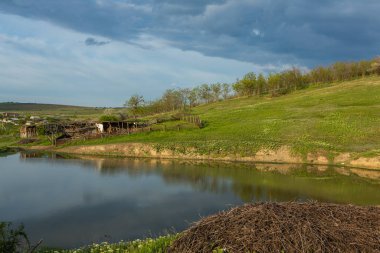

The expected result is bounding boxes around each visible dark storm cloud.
[1,0,379,66]
[85,37,110,46]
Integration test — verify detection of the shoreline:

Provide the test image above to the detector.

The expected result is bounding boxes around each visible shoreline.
[17,143,380,170]
[20,203,380,252]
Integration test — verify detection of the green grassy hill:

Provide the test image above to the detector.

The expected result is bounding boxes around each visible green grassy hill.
[71,76,380,158]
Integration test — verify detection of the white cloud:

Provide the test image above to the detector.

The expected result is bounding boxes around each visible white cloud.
[96,0,152,12]
[252,29,262,37]
[0,13,284,106]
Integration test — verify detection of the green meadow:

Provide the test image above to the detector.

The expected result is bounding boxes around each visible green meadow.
[64,76,380,158]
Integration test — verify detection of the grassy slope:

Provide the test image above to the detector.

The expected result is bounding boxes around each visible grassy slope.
[67,76,380,158]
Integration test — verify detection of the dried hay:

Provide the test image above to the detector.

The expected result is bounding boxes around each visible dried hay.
[170,202,380,253]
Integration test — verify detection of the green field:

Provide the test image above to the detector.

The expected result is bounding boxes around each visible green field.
[63,76,380,158]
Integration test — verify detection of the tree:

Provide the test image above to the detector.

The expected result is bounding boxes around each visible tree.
[232,79,244,96]
[120,58,375,116]
[125,94,144,118]
[358,60,372,77]
[178,88,190,110]
[256,73,267,95]
[221,83,231,100]
[241,72,257,96]
[370,57,380,75]
[199,84,212,103]
[267,73,281,96]
[210,83,222,102]
[161,89,183,111]
[232,72,257,97]
[331,62,348,81]
[188,88,199,107]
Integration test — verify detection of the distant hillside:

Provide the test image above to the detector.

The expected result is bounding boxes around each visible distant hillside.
[0,102,94,111]
[0,102,107,120]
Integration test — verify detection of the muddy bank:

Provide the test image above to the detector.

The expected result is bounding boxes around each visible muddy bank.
[23,143,380,170]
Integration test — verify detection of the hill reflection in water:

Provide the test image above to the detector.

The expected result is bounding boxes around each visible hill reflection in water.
[0,152,377,248]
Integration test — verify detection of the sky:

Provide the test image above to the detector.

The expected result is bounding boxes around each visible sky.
[0,0,379,106]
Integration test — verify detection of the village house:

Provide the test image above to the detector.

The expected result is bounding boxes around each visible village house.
[30,116,41,121]
[18,119,151,144]
[96,120,148,134]
[2,118,19,125]
[2,112,20,118]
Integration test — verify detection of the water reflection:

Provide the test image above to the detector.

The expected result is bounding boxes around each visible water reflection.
[68,155,380,204]
[0,152,379,248]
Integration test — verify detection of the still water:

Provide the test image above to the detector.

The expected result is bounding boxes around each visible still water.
[0,152,379,248]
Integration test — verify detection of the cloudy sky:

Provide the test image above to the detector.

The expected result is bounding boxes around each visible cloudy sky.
[0,0,379,106]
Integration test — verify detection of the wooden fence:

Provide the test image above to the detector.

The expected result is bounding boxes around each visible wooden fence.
[181,115,203,128]
[54,115,203,145]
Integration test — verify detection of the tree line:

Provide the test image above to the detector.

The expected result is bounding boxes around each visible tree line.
[125,57,380,117]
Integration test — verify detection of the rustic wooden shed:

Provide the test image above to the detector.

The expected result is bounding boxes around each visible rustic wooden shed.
[98,121,148,134]
[20,125,37,139]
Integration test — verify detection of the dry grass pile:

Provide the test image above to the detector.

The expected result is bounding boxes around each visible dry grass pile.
[170,202,380,253]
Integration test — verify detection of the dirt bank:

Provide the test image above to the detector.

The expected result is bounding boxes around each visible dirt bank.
[170,202,380,253]
[24,143,380,170]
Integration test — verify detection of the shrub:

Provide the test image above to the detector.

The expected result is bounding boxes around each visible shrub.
[0,222,29,253]
[99,115,120,122]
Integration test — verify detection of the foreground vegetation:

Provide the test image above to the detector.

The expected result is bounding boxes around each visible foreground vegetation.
[0,124,19,149]
[38,236,177,253]
[0,221,177,253]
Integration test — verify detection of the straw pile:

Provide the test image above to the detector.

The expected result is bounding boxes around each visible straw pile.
[170,202,380,253]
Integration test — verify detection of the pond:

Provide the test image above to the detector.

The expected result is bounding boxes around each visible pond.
[0,152,379,248]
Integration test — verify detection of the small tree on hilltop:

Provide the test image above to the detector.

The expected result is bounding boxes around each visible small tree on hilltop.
[124,94,145,118]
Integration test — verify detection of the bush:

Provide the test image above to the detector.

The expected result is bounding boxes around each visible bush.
[0,222,29,253]
[99,115,120,122]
